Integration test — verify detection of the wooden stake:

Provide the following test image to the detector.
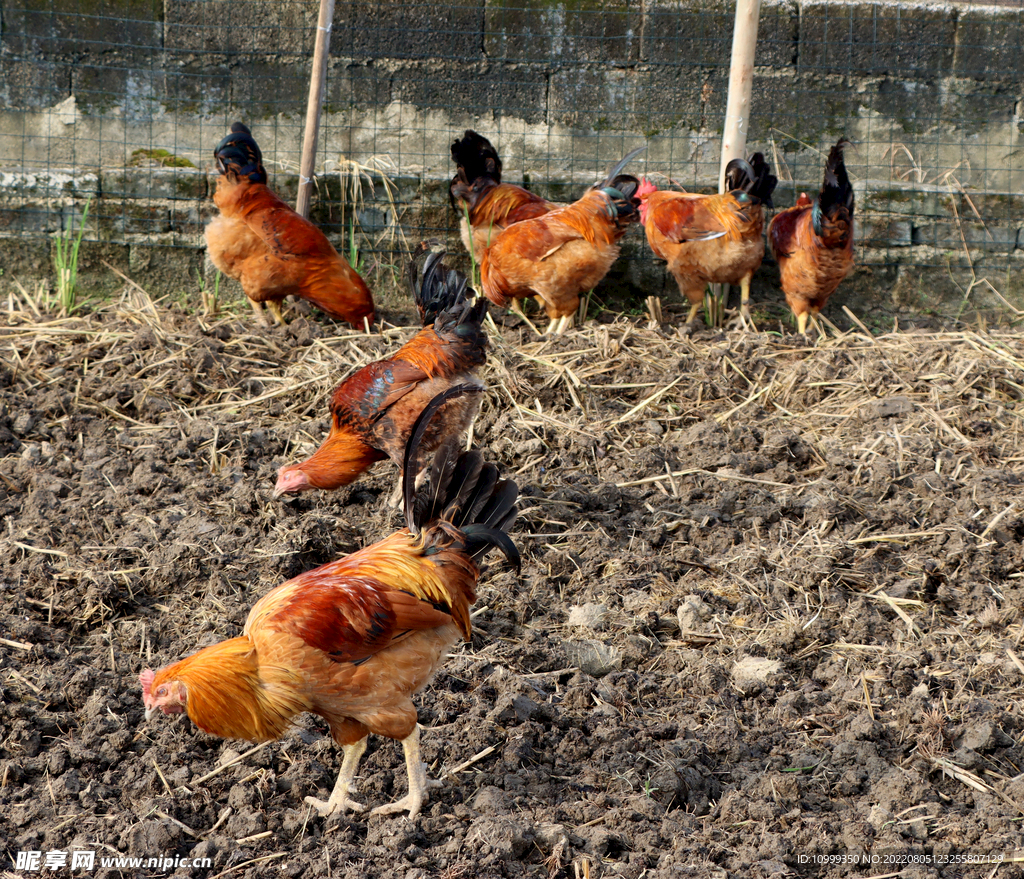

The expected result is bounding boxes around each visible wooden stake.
[718,0,762,192]
[295,0,337,219]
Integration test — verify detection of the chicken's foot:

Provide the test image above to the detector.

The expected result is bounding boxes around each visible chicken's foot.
[249,298,273,327]
[645,295,663,325]
[797,310,825,337]
[266,300,287,326]
[370,725,440,819]
[546,314,573,335]
[509,298,528,322]
[304,737,367,817]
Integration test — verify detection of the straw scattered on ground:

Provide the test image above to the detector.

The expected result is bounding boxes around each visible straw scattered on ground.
[2,285,1024,878]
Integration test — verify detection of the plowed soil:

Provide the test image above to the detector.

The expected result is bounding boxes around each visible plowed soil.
[3,292,1024,879]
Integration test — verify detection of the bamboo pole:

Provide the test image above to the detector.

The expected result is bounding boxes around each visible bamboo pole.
[718,0,762,193]
[295,0,337,219]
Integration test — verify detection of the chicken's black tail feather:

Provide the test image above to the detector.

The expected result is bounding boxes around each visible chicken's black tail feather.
[451,130,503,186]
[813,138,855,236]
[723,153,778,209]
[402,388,519,570]
[449,130,503,212]
[214,122,266,184]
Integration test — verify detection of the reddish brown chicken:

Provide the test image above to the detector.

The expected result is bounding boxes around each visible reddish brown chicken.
[480,147,645,335]
[449,130,560,263]
[768,139,855,334]
[142,395,519,819]
[274,249,487,497]
[205,122,375,329]
[638,153,777,324]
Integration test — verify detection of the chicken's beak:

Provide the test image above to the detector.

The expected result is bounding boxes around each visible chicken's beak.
[145,704,157,722]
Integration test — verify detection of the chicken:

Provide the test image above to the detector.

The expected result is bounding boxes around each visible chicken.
[767,139,855,334]
[273,248,487,497]
[204,122,375,329]
[480,147,645,335]
[449,130,560,263]
[141,389,520,819]
[637,153,777,325]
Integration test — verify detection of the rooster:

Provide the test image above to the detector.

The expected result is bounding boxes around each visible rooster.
[767,139,855,334]
[480,147,645,335]
[274,247,487,498]
[449,130,560,263]
[141,389,520,819]
[637,153,777,325]
[205,122,376,329]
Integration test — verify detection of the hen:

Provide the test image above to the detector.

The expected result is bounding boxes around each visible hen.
[449,130,559,263]
[480,147,645,335]
[141,389,520,819]
[767,139,855,334]
[274,248,487,497]
[638,153,777,324]
[205,122,375,329]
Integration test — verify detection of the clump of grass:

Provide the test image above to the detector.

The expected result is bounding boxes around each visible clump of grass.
[53,198,91,315]
[462,204,481,290]
[333,154,412,302]
[348,216,365,276]
[198,269,221,318]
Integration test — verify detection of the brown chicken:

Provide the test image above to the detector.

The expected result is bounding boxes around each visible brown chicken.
[142,392,519,819]
[205,122,375,329]
[637,153,777,324]
[449,130,559,263]
[767,139,855,334]
[273,248,487,497]
[480,147,645,335]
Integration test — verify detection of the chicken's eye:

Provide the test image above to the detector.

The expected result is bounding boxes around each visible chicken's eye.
[156,685,167,697]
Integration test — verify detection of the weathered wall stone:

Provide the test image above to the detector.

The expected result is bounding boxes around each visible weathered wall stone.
[3,0,1024,323]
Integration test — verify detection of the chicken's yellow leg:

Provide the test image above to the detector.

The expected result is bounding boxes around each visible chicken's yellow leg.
[266,300,287,325]
[304,738,367,816]
[739,276,752,326]
[371,725,440,819]
[249,298,272,327]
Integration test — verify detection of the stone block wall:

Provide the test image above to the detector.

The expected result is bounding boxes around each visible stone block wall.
[2,0,1024,319]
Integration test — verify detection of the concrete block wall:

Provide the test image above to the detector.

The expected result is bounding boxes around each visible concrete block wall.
[2,0,1024,319]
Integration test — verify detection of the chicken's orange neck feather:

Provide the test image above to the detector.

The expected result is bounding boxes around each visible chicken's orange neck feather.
[290,427,386,490]
[155,637,309,742]
[557,192,621,245]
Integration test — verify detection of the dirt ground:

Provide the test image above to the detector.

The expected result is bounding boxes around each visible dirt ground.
[2,287,1024,879]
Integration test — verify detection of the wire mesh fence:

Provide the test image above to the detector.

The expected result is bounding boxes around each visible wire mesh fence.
[2,0,1024,317]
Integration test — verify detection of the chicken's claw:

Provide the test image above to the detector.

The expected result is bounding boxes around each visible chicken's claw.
[369,780,443,820]
[304,793,365,817]
[267,300,287,325]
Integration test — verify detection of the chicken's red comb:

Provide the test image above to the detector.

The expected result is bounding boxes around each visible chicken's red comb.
[637,177,658,198]
[139,668,155,697]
